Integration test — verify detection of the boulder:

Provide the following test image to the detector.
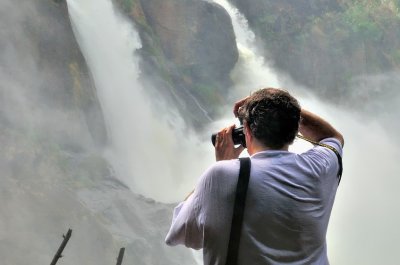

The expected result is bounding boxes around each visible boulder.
[116,0,239,123]
[139,0,238,83]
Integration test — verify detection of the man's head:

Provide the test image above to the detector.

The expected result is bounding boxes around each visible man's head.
[238,88,301,150]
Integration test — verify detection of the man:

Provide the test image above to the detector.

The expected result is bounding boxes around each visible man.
[165,88,344,264]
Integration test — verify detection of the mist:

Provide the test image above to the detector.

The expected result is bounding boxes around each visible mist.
[1,0,399,264]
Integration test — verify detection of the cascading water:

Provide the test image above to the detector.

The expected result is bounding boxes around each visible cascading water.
[213,0,312,153]
[213,0,280,96]
[67,0,212,203]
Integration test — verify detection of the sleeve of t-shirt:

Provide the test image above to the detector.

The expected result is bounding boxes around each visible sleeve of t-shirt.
[165,165,216,249]
[164,195,203,249]
[301,137,343,178]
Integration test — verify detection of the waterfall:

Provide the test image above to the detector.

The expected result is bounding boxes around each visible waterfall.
[67,0,212,203]
[213,0,280,97]
[212,0,312,152]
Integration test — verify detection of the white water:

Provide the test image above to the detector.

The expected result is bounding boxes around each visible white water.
[214,1,400,264]
[213,0,310,152]
[213,0,280,98]
[67,0,212,203]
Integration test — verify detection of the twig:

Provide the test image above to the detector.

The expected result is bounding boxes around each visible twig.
[116,247,125,265]
[50,229,72,265]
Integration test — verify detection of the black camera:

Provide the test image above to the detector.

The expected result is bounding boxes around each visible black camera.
[211,125,246,147]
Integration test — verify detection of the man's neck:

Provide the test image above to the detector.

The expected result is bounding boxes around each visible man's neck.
[248,143,289,156]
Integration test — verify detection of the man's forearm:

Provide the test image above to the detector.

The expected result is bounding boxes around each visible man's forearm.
[299,109,344,146]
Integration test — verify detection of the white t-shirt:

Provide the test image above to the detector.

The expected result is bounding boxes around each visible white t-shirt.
[166,138,343,265]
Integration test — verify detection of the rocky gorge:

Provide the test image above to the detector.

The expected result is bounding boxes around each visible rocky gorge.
[1,0,400,264]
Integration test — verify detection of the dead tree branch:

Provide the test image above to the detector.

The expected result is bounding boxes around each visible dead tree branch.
[50,228,72,265]
[116,247,125,265]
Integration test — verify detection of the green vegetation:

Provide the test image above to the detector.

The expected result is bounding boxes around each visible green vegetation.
[69,62,92,109]
[249,0,400,98]
[341,0,400,41]
[393,48,400,63]
[121,0,133,12]
[193,83,222,107]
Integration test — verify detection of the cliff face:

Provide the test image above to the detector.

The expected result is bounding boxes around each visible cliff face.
[230,0,400,101]
[116,0,400,112]
[0,0,109,263]
[116,0,238,123]
[0,0,107,147]
[140,0,237,83]
[0,1,196,264]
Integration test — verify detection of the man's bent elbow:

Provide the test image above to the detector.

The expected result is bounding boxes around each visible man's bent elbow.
[165,234,176,246]
[165,236,203,250]
[334,132,345,147]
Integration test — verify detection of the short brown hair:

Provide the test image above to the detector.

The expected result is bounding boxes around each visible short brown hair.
[238,88,301,149]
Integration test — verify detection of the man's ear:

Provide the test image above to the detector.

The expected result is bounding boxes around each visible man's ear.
[244,122,252,143]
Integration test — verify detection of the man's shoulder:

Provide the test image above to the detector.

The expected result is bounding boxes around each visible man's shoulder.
[212,159,241,174]
[301,137,343,158]
[298,137,343,177]
[201,159,241,184]
[195,159,241,199]
[319,137,343,155]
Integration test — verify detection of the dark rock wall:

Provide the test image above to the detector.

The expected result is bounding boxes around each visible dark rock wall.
[0,0,107,147]
[140,0,237,83]
[115,0,238,124]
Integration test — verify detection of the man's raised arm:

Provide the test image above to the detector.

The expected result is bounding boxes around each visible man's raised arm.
[299,109,344,146]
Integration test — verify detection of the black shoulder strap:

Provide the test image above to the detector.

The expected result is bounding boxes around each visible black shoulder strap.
[225,157,251,265]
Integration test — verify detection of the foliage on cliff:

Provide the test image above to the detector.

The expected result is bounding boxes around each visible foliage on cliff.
[232,0,400,100]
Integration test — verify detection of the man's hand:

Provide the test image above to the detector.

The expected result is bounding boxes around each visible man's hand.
[233,96,249,117]
[215,124,245,161]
